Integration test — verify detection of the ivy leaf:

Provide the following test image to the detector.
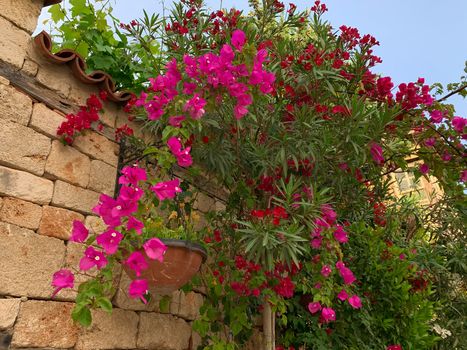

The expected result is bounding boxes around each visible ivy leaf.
[75,41,89,58]
[70,0,90,16]
[48,4,65,23]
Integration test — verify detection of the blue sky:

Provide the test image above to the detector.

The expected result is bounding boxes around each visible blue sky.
[39,0,466,116]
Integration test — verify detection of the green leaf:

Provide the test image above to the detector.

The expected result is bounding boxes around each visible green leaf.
[48,4,65,23]
[159,295,171,313]
[75,41,89,58]
[96,297,113,313]
[72,305,92,327]
[70,0,90,16]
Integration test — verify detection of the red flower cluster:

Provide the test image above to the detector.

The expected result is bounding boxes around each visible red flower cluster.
[57,94,104,144]
[251,206,288,226]
[115,124,134,142]
[395,79,433,110]
[409,269,430,293]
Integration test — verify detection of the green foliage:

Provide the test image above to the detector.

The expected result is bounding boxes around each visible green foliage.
[50,1,466,348]
[47,0,162,91]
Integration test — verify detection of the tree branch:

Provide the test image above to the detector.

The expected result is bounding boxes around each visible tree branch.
[436,83,467,103]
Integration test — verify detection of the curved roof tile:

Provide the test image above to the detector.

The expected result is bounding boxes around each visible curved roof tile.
[34,31,135,103]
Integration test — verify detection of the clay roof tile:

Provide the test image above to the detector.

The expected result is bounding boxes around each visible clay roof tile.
[34,31,135,103]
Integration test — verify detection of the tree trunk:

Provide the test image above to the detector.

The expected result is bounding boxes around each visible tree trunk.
[263,301,275,350]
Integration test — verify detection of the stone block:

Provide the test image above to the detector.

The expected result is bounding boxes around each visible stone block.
[171,291,204,321]
[0,299,21,330]
[0,222,65,298]
[73,130,119,166]
[88,160,117,195]
[0,119,51,176]
[137,313,192,350]
[0,16,29,69]
[21,58,38,76]
[38,206,84,240]
[75,308,138,350]
[11,301,78,349]
[84,215,106,235]
[29,103,65,138]
[45,140,91,187]
[0,83,32,125]
[67,79,99,108]
[0,0,43,34]
[35,63,72,98]
[101,102,122,128]
[190,330,202,350]
[0,197,42,230]
[52,180,100,215]
[0,166,54,205]
[193,192,217,213]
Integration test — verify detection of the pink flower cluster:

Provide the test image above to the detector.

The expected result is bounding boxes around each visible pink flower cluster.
[307,204,361,322]
[136,29,275,124]
[311,205,349,250]
[52,165,169,304]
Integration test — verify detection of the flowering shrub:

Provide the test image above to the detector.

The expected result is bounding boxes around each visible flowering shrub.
[49,0,466,348]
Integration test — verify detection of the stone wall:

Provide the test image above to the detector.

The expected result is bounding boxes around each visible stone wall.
[0,1,204,349]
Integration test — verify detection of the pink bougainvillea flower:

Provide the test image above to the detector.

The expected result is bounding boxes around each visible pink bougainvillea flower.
[79,247,108,271]
[125,251,149,277]
[128,279,149,304]
[168,115,185,127]
[220,44,235,63]
[424,137,436,147]
[308,301,321,314]
[333,225,349,243]
[93,194,121,227]
[311,235,323,249]
[119,186,143,202]
[167,137,193,167]
[442,152,452,162]
[387,345,402,350]
[51,269,74,298]
[337,289,349,301]
[336,262,356,285]
[143,238,167,262]
[183,93,206,119]
[461,170,467,183]
[321,264,332,278]
[419,163,430,175]
[321,307,336,322]
[315,217,330,229]
[108,199,138,223]
[452,116,466,133]
[70,220,89,243]
[348,295,362,309]
[96,229,123,255]
[321,204,337,224]
[118,166,147,185]
[231,29,246,51]
[429,110,443,123]
[150,179,182,201]
[370,142,384,165]
[127,216,144,235]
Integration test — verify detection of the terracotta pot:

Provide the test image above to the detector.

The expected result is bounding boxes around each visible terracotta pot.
[123,239,207,295]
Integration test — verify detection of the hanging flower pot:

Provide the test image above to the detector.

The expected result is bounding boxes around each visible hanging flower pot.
[123,238,207,295]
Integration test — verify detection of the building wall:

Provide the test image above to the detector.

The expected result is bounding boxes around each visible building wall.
[0,1,204,349]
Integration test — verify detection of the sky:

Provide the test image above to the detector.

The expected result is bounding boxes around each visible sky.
[38,0,467,116]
